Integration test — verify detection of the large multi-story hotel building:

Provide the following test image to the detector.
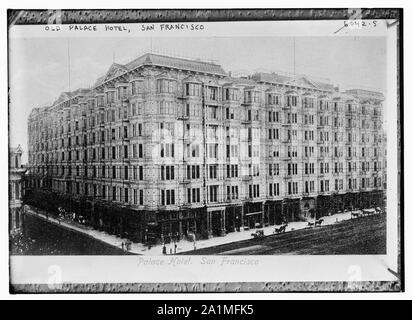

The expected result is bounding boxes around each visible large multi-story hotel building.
[26,53,385,242]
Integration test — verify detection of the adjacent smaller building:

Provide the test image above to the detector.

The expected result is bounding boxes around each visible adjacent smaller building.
[9,145,26,233]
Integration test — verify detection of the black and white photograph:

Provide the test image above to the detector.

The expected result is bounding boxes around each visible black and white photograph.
[6,8,403,294]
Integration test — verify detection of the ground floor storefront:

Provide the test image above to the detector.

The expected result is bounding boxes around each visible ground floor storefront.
[9,206,23,233]
[23,189,385,244]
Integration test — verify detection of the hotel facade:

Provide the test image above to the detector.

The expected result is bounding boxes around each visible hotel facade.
[26,53,386,242]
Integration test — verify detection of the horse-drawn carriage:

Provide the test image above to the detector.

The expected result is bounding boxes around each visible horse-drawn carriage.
[362,208,375,216]
[251,223,265,239]
[351,208,379,219]
[251,229,265,239]
[274,224,287,234]
[351,210,363,219]
[307,218,324,228]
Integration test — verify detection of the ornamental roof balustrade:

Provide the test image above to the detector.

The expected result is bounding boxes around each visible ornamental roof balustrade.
[345,88,385,101]
[126,53,227,76]
[252,72,334,92]
[32,53,384,121]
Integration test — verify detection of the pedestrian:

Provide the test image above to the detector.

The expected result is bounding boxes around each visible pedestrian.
[144,228,148,243]
[170,248,172,255]
[174,243,177,254]
[162,245,167,255]
[121,242,124,251]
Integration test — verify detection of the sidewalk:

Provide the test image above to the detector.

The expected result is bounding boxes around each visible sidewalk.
[135,210,356,255]
[25,205,374,255]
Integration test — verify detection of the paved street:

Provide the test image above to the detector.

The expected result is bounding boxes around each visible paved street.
[18,205,385,255]
[10,213,131,255]
[182,213,386,255]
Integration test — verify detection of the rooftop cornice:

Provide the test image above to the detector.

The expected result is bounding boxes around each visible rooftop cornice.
[36,53,383,112]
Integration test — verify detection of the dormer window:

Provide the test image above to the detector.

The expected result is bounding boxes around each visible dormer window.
[88,99,96,109]
[157,79,176,94]
[244,90,260,104]
[224,88,238,101]
[117,86,128,100]
[185,82,201,97]
[131,80,144,95]
[206,86,218,101]
[286,95,298,107]
[97,95,105,107]
[267,93,280,105]
[302,97,314,108]
[319,99,330,110]
[106,91,115,104]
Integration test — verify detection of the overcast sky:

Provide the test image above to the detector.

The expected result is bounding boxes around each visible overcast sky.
[9,36,386,162]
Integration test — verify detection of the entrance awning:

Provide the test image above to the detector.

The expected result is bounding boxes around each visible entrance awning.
[207,207,226,212]
[245,211,262,216]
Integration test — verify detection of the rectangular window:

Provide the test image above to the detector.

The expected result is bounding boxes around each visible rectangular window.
[139,166,143,180]
[112,187,116,201]
[187,188,191,203]
[209,185,218,202]
[124,188,129,203]
[139,144,143,158]
[139,190,143,205]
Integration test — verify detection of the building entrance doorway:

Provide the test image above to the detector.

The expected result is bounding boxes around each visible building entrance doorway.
[211,210,223,236]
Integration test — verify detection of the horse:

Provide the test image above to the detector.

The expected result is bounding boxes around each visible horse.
[315,218,324,227]
[274,224,287,234]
